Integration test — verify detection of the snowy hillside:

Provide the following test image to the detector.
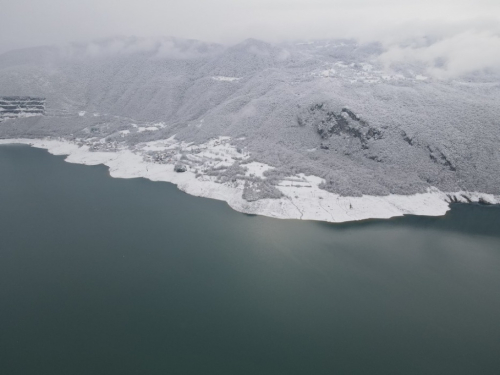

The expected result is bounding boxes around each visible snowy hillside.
[0,36,499,203]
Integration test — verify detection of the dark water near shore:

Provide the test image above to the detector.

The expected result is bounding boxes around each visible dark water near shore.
[1,145,500,375]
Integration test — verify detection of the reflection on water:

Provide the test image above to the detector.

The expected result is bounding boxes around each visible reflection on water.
[1,145,499,375]
[318,202,500,238]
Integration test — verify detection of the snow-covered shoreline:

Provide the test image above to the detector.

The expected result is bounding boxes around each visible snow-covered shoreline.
[1,137,498,223]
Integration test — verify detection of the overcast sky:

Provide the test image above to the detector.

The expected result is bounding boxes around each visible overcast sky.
[1,0,500,77]
[1,0,498,51]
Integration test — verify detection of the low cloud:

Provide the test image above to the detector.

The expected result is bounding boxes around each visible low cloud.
[2,0,500,78]
[368,18,500,79]
[59,37,221,60]
[379,30,500,79]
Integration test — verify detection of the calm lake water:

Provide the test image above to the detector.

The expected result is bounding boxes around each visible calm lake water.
[1,145,500,375]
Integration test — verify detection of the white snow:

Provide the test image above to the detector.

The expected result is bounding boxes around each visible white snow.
[1,138,498,224]
[212,76,241,82]
[308,61,431,85]
[244,162,274,178]
[321,69,336,77]
[137,126,159,132]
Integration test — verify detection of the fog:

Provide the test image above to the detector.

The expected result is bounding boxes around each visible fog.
[1,0,500,78]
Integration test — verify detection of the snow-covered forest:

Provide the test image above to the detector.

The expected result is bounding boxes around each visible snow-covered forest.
[0,36,499,198]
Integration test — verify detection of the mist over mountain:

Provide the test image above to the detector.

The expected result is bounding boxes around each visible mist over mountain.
[1,36,499,198]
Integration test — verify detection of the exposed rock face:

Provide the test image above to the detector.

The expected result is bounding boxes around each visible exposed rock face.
[427,146,456,172]
[174,163,187,172]
[400,131,456,172]
[299,104,382,148]
[0,96,45,122]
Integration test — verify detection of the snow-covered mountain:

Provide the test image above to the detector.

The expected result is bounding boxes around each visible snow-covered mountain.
[1,36,499,201]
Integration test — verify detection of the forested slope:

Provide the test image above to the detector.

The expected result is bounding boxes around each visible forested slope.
[1,37,499,197]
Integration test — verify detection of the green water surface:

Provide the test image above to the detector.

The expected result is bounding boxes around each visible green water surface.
[1,145,499,375]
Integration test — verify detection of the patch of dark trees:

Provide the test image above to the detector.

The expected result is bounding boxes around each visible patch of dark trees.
[446,194,493,205]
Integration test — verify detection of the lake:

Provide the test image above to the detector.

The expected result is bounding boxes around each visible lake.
[1,144,499,374]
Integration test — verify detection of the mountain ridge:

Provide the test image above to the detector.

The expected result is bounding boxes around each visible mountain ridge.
[1,36,499,199]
